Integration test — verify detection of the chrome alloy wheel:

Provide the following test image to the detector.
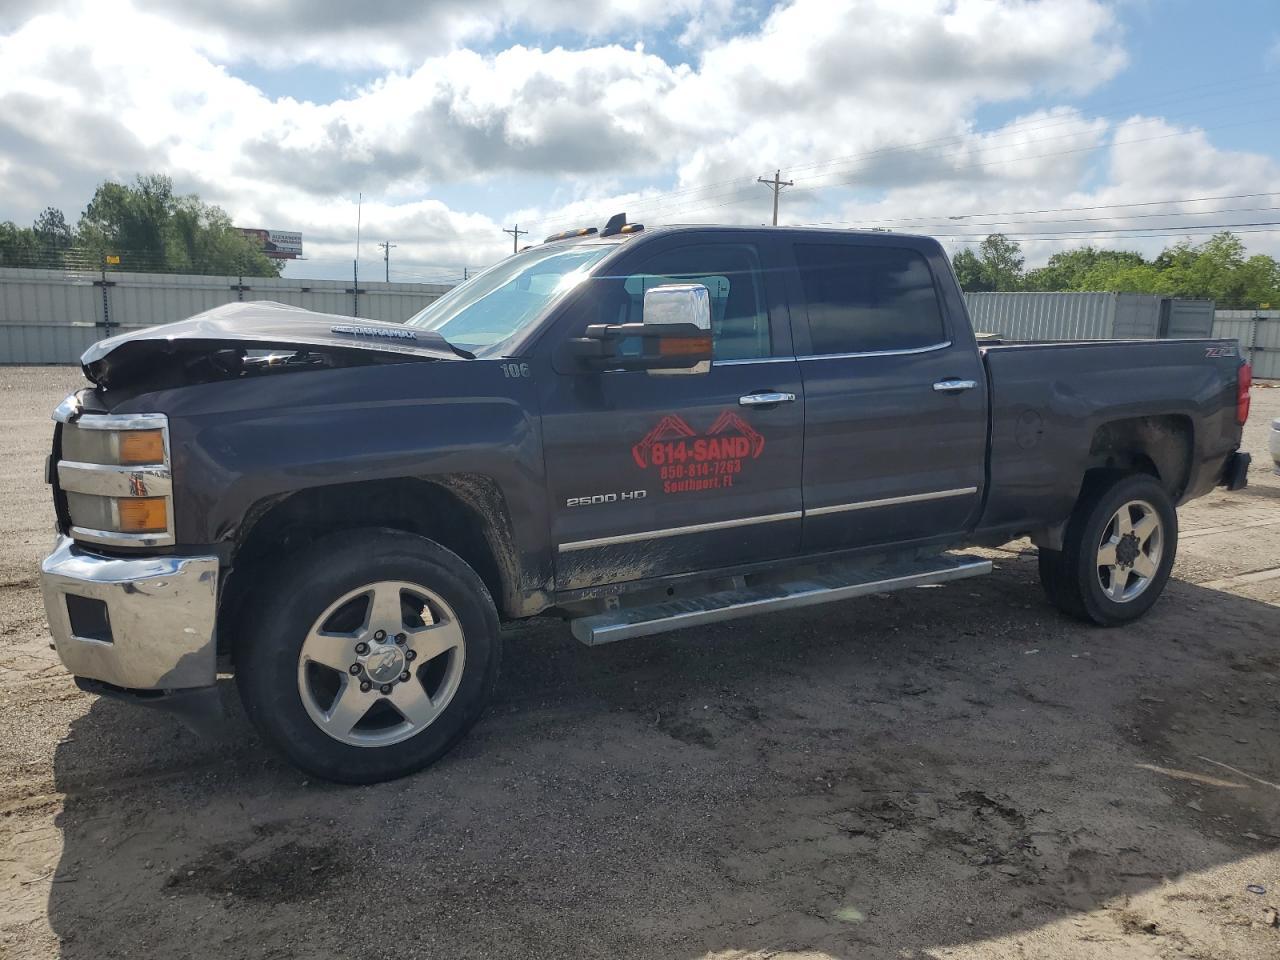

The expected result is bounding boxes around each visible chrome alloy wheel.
[296,580,465,747]
[1096,499,1163,603]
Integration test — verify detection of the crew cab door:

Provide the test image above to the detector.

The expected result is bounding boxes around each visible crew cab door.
[788,238,987,552]
[537,235,804,592]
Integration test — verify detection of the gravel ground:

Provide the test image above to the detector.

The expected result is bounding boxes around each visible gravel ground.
[2,366,1279,960]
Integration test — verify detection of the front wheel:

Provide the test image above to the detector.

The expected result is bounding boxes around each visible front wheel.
[1037,473,1178,626]
[235,529,501,783]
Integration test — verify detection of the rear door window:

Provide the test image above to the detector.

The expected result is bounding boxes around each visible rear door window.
[794,243,946,355]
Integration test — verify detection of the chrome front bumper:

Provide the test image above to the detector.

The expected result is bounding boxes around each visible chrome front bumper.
[40,536,219,690]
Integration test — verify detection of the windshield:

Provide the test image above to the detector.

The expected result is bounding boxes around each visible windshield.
[404,243,615,353]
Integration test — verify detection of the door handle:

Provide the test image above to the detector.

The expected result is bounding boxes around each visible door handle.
[739,391,796,406]
[933,379,977,393]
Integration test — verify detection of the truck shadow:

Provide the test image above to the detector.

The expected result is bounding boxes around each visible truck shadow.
[44,560,1280,959]
[1236,482,1280,502]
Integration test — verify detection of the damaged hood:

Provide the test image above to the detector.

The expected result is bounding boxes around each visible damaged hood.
[81,300,468,388]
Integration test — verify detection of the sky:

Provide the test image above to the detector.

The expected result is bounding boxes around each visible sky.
[1,0,1279,283]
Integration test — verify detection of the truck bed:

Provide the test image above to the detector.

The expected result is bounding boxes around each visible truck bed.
[977,337,1244,537]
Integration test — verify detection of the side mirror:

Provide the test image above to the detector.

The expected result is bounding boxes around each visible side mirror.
[642,284,711,376]
[566,283,712,374]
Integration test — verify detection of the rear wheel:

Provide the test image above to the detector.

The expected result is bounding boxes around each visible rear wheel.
[235,529,501,783]
[1037,473,1177,626]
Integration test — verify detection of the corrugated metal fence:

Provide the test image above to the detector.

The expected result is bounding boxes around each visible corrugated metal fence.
[3,267,1277,377]
[963,292,1216,341]
[965,291,1119,339]
[0,267,452,364]
[1213,311,1280,380]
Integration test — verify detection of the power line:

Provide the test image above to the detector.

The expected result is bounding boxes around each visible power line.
[527,77,1280,233]
[757,170,794,226]
[931,222,1280,242]
[773,89,1280,203]
[528,75,1280,233]
[622,112,1280,227]
[785,110,1280,200]
[542,70,1280,231]
[821,191,1280,227]
[812,203,1280,233]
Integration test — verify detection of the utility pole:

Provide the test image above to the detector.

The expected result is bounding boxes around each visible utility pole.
[503,223,528,253]
[757,169,794,226]
[353,192,363,316]
[379,240,396,282]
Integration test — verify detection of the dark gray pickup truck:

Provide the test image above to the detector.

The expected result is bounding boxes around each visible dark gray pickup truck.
[40,219,1253,782]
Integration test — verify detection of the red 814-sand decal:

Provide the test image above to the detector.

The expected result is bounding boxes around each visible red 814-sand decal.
[631,412,766,493]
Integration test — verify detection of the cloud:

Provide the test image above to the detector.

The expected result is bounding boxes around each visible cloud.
[132,0,722,67]
[235,44,687,195]
[823,113,1280,264]
[0,0,1127,193]
[2,0,1278,276]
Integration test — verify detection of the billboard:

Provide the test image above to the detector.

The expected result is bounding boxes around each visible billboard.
[238,228,303,260]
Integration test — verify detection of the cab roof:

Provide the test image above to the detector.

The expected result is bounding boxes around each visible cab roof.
[535,212,932,250]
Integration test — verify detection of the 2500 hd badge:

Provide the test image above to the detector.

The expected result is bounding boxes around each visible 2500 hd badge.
[566,490,648,507]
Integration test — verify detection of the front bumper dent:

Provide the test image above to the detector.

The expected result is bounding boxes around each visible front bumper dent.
[40,536,219,690]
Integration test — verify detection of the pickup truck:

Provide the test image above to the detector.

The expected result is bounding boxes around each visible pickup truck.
[40,218,1253,783]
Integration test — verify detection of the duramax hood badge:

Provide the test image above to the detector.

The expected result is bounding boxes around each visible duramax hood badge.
[330,324,419,341]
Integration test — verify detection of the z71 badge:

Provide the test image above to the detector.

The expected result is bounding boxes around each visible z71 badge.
[632,412,765,494]
[1205,345,1237,358]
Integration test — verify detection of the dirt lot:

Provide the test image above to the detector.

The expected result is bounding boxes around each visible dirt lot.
[1,366,1279,960]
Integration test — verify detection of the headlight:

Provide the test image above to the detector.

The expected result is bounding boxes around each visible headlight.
[53,407,175,548]
[119,430,166,465]
[64,493,170,534]
[62,425,167,466]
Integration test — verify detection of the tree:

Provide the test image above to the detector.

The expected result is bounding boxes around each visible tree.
[33,207,72,250]
[1078,260,1168,295]
[1111,233,1279,308]
[1023,247,1146,291]
[75,174,282,276]
[0,175,285,276]
[1237,254,1280,309]
[951,248,988,291]
[955,231,1280,307]
[0,208,73,268]
[976,234,1024,291]
[951,234,1025,291]
[0,221,41,267]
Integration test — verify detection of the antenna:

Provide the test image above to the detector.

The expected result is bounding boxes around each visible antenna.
[353,192,363,316]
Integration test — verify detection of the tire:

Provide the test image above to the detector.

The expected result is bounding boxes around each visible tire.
[1037,473,1178,627]
[234,528,501,784]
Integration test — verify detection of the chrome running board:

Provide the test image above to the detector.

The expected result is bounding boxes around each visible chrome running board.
[570,553,992,646]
